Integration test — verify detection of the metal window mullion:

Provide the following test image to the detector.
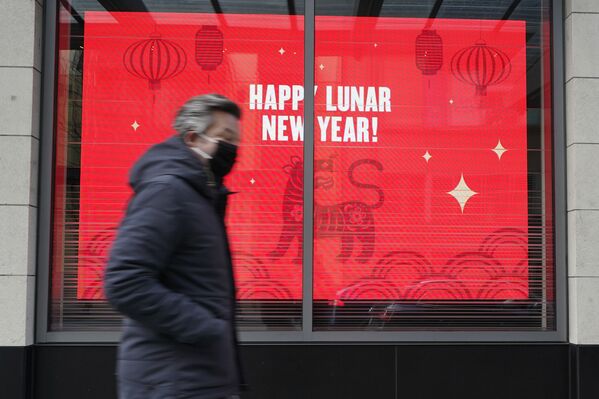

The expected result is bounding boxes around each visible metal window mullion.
[540,0,548,331]
[36,0,59,344]
[302,0,315,341]
[551,0,568,341]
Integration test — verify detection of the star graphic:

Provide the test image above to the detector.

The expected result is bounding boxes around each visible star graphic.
[278,47,285,55]
[131,120,140,131]
[449,99,454,104]
[447,173,478,213]
[492,139,507,160]
[422,150,432,163]
[374,43,378,48]
[319,64,325,70]
[250,178,256,185]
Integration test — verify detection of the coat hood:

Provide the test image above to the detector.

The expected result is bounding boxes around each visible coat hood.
[129,135,214,198]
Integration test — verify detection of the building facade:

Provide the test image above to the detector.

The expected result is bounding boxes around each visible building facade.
[1,0,598,398]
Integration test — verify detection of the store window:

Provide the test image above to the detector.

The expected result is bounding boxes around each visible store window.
[312,0,555,332]
[45,0,557,338]
[49,0,305,333]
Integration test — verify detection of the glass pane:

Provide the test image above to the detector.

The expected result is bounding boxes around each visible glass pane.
[49,0,304,332]
[313,0,555,331]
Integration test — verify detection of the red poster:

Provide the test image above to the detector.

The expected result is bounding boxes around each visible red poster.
[77,12,528,302]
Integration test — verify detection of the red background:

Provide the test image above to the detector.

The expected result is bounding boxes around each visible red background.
[77,12,528,301]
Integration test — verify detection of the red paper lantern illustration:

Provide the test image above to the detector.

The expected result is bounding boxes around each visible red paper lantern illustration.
[415,29,443,76]
[195,25,224,71]
[123,34,187,90]
[450,40,512,96]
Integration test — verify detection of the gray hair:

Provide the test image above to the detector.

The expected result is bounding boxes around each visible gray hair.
[172,94,241,137]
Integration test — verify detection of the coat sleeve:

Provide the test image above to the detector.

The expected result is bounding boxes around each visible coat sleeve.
[104,180,225,345]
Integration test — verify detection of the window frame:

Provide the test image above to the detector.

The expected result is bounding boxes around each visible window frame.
[36,0,568,344]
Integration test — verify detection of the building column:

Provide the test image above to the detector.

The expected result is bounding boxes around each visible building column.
[565,0,599,345]
[0,0,43,396]
[565,3,599,397]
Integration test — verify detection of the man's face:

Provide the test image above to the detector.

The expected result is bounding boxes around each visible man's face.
[205,110,241,147]
[185,110,241,158]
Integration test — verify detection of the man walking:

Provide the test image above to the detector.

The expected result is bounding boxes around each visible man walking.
[104,94,244,399]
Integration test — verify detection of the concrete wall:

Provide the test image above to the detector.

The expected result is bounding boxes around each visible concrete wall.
[0,0,43,346]
[565,0,599,344]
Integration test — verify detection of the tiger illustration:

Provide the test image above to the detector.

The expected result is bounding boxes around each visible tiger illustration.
[269,156,384,263]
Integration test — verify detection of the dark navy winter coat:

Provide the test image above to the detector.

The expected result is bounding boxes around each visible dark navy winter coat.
[104,135,243,399]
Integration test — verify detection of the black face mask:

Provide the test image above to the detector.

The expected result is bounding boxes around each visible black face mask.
[210,140,238,179]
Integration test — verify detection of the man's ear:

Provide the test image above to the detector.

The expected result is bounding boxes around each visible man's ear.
[183,131,198,147]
